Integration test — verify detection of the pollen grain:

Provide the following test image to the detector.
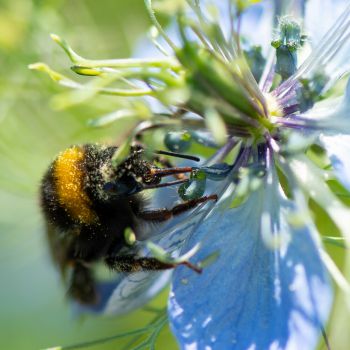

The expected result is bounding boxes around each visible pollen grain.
[54,146,96,224]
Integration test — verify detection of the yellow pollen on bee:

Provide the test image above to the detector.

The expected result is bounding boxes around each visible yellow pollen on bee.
[54,146,97,224]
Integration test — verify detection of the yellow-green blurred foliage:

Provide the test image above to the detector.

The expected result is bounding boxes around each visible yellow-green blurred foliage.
[0,1,177,349]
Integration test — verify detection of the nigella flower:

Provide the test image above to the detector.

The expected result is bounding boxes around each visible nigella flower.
[31,0,350,349]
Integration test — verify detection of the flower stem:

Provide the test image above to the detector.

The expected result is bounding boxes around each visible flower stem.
[51,33,180,71]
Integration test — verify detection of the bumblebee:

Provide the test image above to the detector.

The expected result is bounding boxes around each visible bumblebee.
[40,143,216,304]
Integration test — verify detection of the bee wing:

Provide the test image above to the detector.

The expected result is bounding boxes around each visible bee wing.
[100,209,221,315]
[73,210,207,316]
[73,269,172,315]
[102,270,172,315]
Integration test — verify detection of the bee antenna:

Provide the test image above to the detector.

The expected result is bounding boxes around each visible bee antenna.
[155,150,200,162]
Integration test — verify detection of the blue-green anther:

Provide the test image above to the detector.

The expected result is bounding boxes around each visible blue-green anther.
[272,18,306,81]
[190,130,218,148]
[164,131,192,152]
[178,169,206,200]
[196,163,232,181]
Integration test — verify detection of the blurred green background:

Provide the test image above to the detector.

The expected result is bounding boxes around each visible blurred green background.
[0,1,177,349]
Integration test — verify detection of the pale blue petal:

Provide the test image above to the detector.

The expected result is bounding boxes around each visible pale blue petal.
[183,0,274,52]
[301,78,350,187]
[305,0,348,46]
[169,187,332,349]
[229,0,274,53]
[276,0,306,20]
[295,77,350,133]
[276,4,350,100]
[135,0,274,58]
[320,134,350,192]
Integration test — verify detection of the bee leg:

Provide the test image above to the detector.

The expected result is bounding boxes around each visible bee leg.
[149,166,193,178]
[152,156,186,180]
[137,194,218,222]
[68,263,98,304]
[105,255,202,273]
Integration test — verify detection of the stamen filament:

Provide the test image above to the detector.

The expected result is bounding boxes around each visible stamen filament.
[144,0,178,52]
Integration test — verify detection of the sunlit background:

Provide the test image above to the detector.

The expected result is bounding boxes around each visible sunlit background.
[0,1,177,349]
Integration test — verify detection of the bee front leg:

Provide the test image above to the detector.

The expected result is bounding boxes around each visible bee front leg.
[152,156,187,180]
[105,255,175,272]
[137,194,218,222]
[105,255,202,273]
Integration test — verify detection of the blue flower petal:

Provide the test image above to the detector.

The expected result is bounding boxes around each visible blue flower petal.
[305,0,349,46]
[320,134,350,192]
[297,77,350,133]
[169,187,332,349]
[224,0,275,53]
[276,4,350,101]
[135,0,274,58]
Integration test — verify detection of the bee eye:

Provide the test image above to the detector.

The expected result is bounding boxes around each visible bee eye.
[103,178,141,196]
[103,182,129,195]
[103,182,118,193]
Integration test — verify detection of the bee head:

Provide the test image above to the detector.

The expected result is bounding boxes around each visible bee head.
[102,176,143,197]
[91,145,144,201]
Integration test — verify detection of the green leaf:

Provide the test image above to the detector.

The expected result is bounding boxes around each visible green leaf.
[235,0,262,13]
